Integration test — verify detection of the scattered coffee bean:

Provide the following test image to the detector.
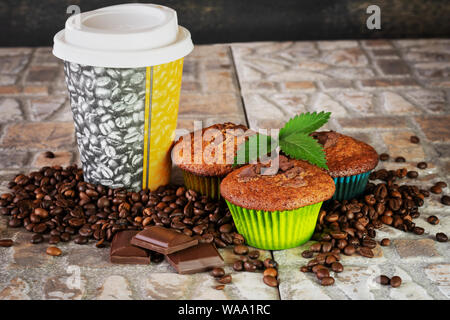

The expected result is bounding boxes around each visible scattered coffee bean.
[357,247,374,258]
[211,267,225,278]
[417,162,427,169]
[96,239,106,248]
[395,156,406,163]
[263,275,278,287]
[300,266,309,273]
[74,235,88,245]
[407,171,418,179]
[379,153,389,161]
[46,246,62,256]
[331,262,343,273]
[376,275,390,285]
[413,227,424,235]
[380,238,391,246]
[435,181,447,189]
[243,261,257,272]
[315,268,330,280]
[217,274,232,284]
[301,250,314,259]
[31,234,44,244]
[441,196,450,206]
[263,258,278,269]
[310,242,322,252]
[233,244,249,255]
[343,245,356,256]
[0,239,13,247]
[427,215,439,225]
[390,276,402,288]
[233,260,243,271]
[253,259,264,270]
[214,285,225,290]
[263,267,278,278]
[430,185,442,194]
[44,151,55,159]
[320,277,335,286]
[410,136,420,144]
[248,250,260,259]
[436,232,448,242]
[49,236,60,244]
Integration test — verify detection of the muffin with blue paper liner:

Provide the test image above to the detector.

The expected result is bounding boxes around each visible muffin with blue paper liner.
[310,131,378,200]
[172,122,253,199]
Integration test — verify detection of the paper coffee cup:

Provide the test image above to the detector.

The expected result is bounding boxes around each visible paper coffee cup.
[53,4,193,191]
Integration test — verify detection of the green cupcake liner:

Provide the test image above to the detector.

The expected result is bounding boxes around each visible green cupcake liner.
[182,170,221,200]
[332,171,371,201]
[226,200,323,250]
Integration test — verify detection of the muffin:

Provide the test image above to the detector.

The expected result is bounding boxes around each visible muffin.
[310,131,378,200]
[172,123,252,199]
[220,155,335,250]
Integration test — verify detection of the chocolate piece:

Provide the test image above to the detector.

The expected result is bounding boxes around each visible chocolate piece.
[166,243,224,274]
[278,155,294,172]
[110,230,150,264]
[131,226,198,255]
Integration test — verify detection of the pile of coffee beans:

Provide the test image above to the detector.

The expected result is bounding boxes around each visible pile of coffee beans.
[300,162,448,287]
[0,165,241,250]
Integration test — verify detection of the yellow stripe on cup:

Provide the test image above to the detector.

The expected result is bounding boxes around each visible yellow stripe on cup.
[142,58,184,191]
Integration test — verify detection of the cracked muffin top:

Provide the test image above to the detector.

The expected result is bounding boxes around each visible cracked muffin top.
[310,131,379,178]
[220,156,335,211]
[172,123,253,177]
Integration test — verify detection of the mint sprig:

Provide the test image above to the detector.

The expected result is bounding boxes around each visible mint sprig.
[233,111,331,169]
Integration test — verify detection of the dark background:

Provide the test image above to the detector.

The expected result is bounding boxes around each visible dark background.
[0,0,449,46]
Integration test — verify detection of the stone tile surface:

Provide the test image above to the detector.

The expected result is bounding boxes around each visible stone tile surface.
[0,39,449,300]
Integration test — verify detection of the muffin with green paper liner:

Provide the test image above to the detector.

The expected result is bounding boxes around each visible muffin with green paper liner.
[220,155,335,250]
[172,122,253,199]
[220,111,335,250]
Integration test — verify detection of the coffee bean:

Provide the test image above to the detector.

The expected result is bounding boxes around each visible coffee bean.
[435,181,447,188]
[315,268,330,280]
[331,262,343,273]
[46,246,62,256]
[219,224,232,233]
[417,162,427,169]
[321,242,332,253]
[263,267,277,278]
[214,285,225,290]
[263,258,278,269]
[412,227,424,235]
[96,239,106,248]
[301,250,314,259]
[357,247,374,258]
[49,236,60,244]
[395,156,406,163]
[343,245,356,256]
[263,275,278,287]
[441,196,450,206]
[410,136,420,144]
[380,238,391,246]
[217,274,232,284]
[211,267,225,278]
[0,239,13,247]
[310,242,322,252]
[243,261,257,272]
[74,235,88,245]
[233,260,244,271]
[427,215,439,225]
[31,234,44,244]
[390,276,402,288]
[379,153,389,161]
[300,266,309,273]
[233,244,249,255]
[8,218,21,228]
[320,277,335,286]
[407,171,418,179]
[248,250,260,259]
[376,275,390,285]
[436,232,448,242]
[430,185,442,194]
[44,151,55,159]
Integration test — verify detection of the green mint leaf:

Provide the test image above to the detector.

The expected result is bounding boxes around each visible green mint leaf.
[233,134,276,167]
[279,111,331,140]
[279,132,328,169]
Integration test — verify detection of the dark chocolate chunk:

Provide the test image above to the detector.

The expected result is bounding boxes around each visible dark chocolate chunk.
[131,226,198,255]
[166,243,224,274]
[110,230,150,264]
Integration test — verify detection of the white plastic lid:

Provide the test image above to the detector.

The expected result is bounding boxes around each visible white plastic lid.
[53,3,193,68]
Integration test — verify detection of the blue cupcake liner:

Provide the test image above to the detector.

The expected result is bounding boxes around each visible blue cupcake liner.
[332,171,371,201]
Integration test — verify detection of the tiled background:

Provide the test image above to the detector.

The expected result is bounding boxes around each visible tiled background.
[0,39,449,299]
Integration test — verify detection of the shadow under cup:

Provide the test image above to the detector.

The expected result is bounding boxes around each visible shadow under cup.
[64,58,184,191]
